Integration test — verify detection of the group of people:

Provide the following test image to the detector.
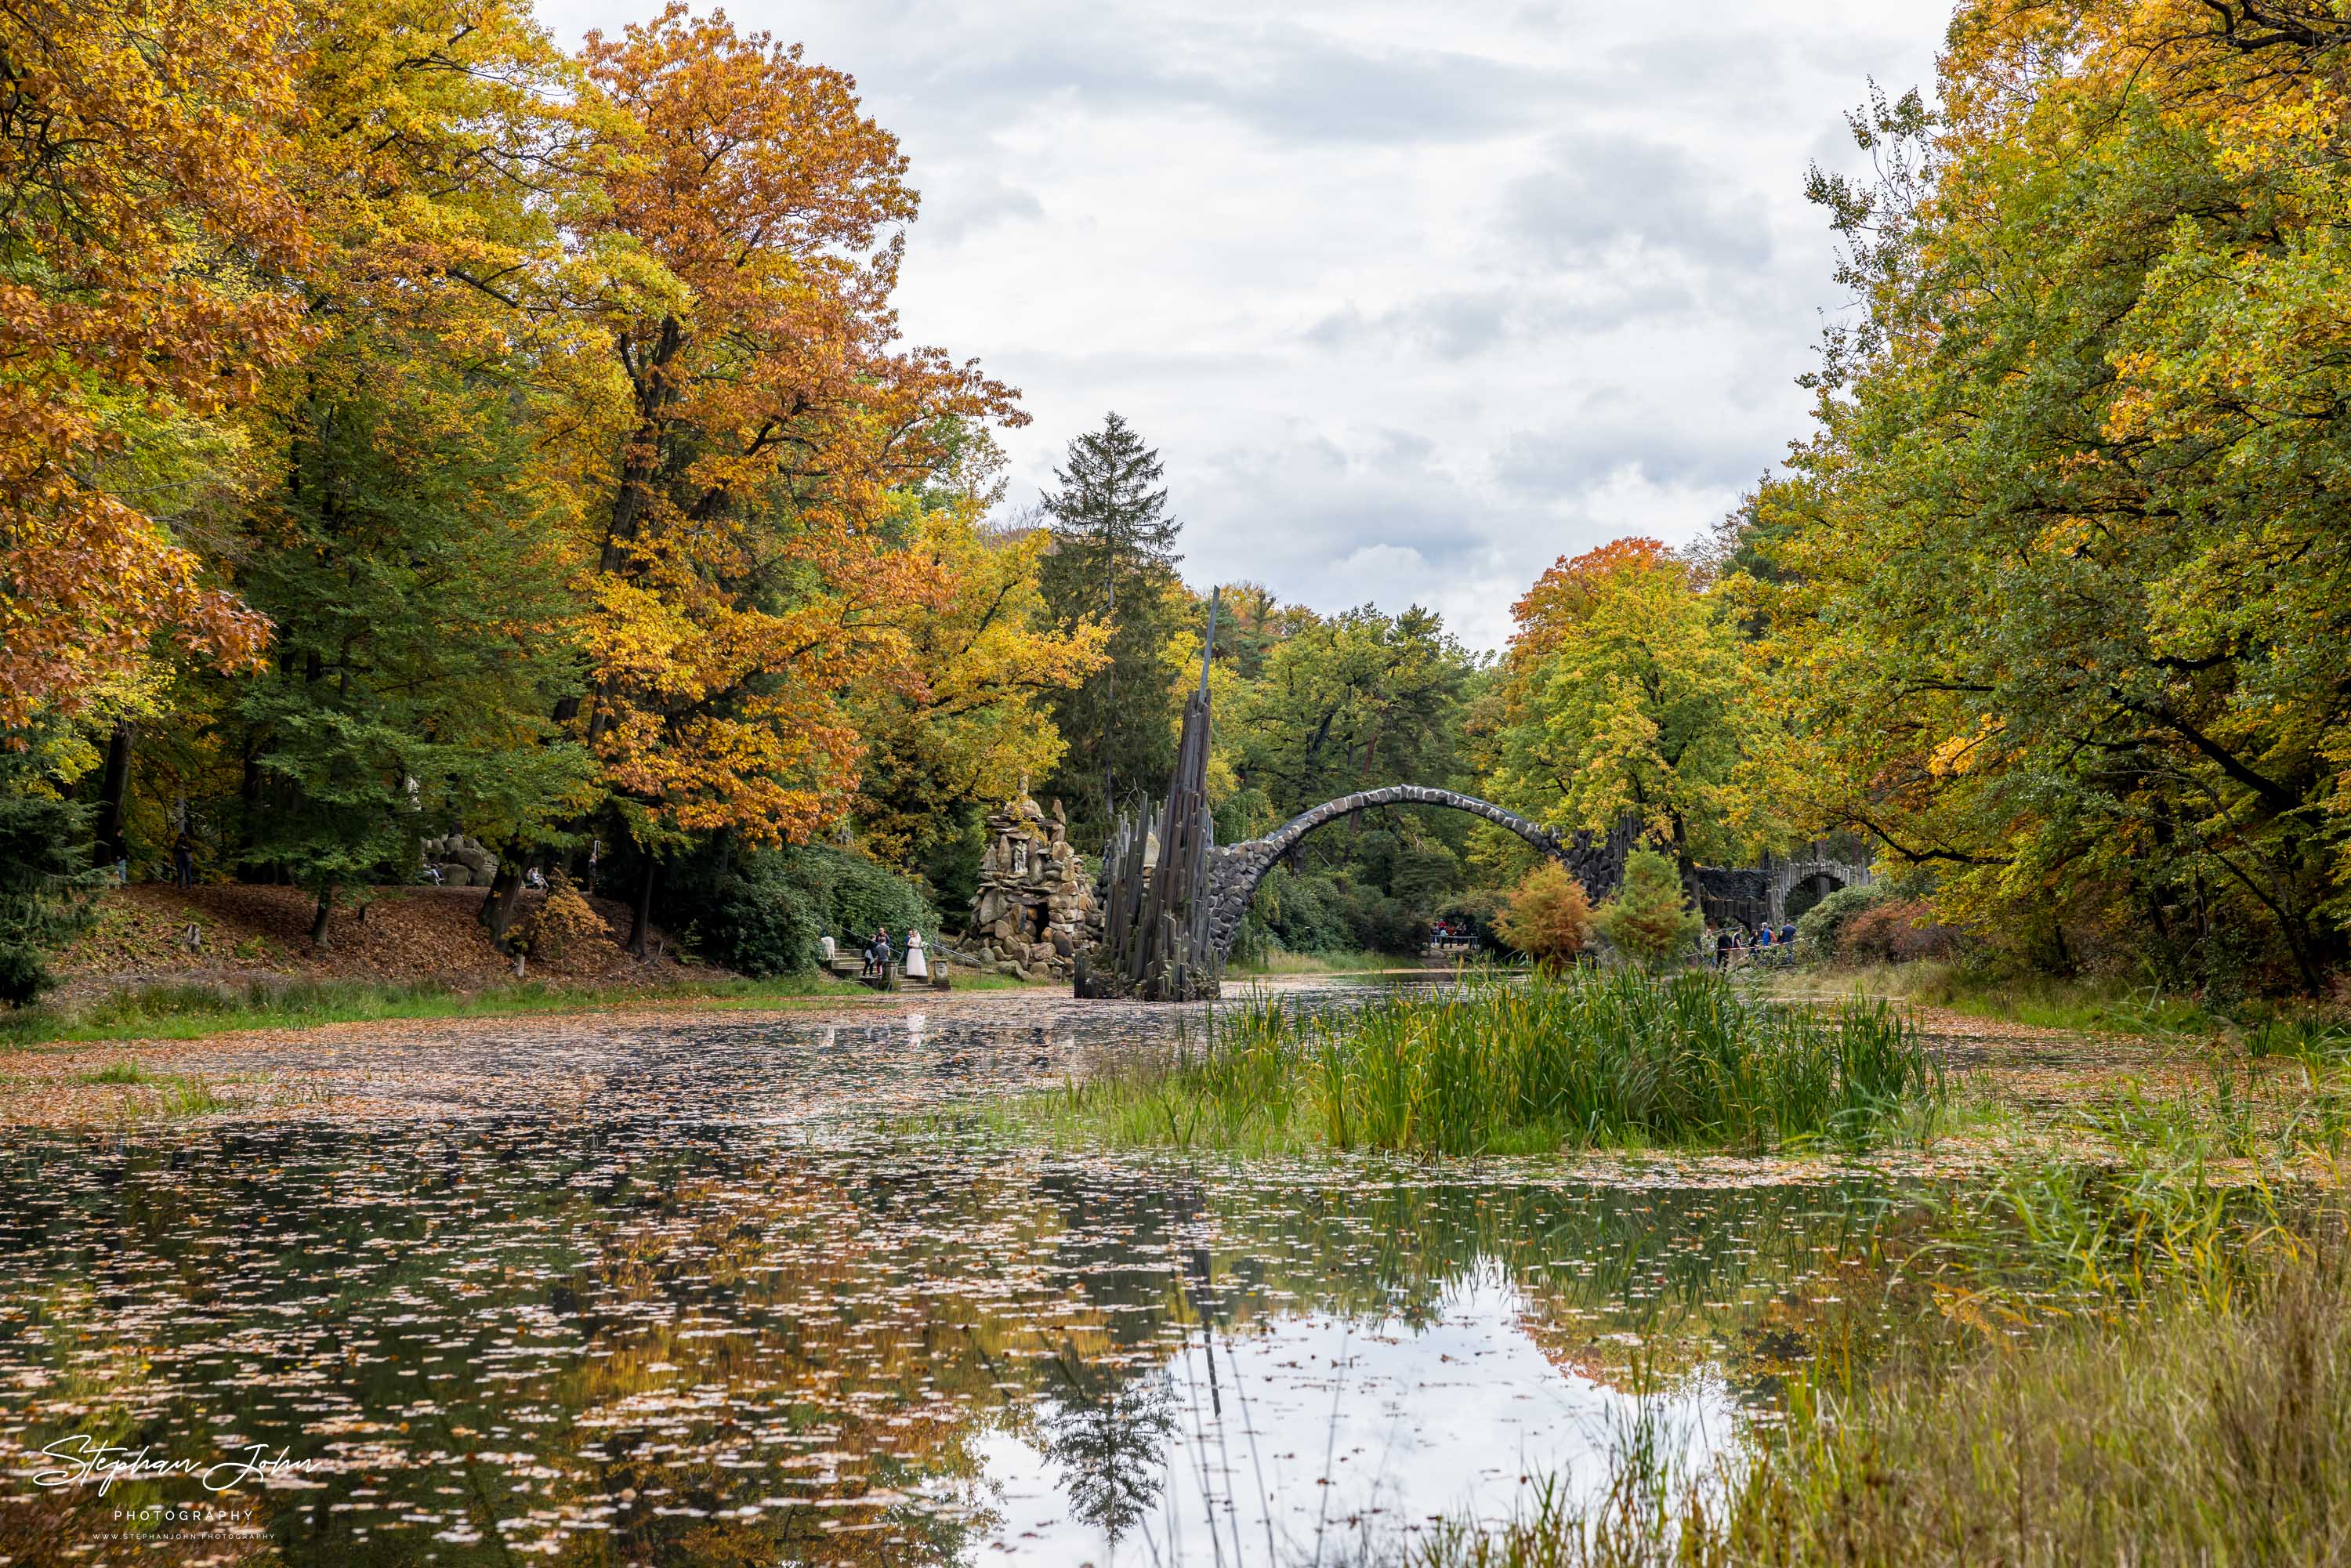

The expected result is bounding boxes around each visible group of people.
[1708,919,1797,969]
[1427,918,1474,949]
[857,927,928,980]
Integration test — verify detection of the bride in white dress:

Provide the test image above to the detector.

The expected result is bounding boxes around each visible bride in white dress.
[903,929,929,981]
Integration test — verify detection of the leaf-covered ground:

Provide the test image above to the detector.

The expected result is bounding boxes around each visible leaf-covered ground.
[55,885,708,1001]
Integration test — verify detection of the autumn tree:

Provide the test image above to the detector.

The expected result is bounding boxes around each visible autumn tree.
[1495,862,1593,972]
[1483,538,1762,882]
[1207,579,1319,680]
[0,0,304,726]
[1036,412,1188,834]
[571,5,1020,948]
[1735,3,2351,987]
[207,0,600,943]
[848,498,1107,894]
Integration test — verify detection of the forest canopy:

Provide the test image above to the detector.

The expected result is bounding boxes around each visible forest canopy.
[5,0,2351,997]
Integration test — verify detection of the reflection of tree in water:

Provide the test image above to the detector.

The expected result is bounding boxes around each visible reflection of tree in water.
[1038,1348,1179,1542]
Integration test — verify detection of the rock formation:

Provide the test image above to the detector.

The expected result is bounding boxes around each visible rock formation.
[967,784,1098,980]
[421,833,498,888]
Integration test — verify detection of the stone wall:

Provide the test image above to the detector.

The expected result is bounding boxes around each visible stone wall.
[967,789,1097,980]
[1694,866,1770,932]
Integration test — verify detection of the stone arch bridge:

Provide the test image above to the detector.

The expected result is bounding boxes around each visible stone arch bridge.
[1202,785,1636,960]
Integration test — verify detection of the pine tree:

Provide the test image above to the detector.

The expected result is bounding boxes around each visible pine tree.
[1596,848,1704,971]
[1037,413,1188,834]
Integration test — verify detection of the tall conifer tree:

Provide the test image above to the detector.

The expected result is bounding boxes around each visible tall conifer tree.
[1038,413,1187,833]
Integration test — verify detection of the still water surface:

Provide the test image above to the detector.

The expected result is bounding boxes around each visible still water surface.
[0,984,1914,1565]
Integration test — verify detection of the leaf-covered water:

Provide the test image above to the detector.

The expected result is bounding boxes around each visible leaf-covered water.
[0,986,1935,1566]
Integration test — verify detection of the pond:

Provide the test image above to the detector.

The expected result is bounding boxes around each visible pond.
[0,983,1946,1566]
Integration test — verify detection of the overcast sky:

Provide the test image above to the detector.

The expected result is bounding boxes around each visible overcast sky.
[542,0,1954,650]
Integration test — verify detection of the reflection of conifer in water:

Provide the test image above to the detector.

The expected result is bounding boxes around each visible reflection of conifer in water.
[1041,1351,1178,1542]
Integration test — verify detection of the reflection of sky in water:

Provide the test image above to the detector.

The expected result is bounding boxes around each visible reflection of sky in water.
[969,1264,1731,1566]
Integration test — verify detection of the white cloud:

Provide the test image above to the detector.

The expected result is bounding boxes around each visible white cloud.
[536,0,1951,651]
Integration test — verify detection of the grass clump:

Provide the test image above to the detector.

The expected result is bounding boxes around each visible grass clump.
[0,969,983,1048]
[1022,969,1940,1157]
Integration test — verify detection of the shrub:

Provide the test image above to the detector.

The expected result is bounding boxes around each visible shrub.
[1495,863,1594,971]
[1795,882,1889,960]
[1252,865,1351,955]
[1350,891,1427,954]
[526,875,610,968]
[703,872,824,979]
[668,844,936,978]
[1838,897,1958,965]
[1596,849,1703,970]
[1252,866,1428,955]
[793,845,936,947]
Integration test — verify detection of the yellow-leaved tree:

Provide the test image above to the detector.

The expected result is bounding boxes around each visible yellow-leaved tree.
[850,502,1109,870]
[570,5,1023,945]
[1481,538,1770,881]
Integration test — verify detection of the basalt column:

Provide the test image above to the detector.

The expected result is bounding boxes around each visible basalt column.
[1077,594,1220,1001]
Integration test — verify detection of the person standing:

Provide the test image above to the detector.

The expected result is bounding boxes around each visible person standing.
[172,831,194,889]
[904,929,929,982]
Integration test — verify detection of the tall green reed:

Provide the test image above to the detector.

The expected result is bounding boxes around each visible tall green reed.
[1072,969,1940,1157]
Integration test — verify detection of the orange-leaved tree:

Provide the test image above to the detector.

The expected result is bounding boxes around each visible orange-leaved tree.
[0,0,308,725]
[572,5,1023,945]
[1494,862,1594,972]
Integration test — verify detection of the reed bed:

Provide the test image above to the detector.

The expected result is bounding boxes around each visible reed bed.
[1379,1196,2351,1568]
[1037,969,1940,1157]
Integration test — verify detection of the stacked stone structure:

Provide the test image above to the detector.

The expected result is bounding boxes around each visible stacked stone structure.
[422,833,498,887]
[968,786,1097,979]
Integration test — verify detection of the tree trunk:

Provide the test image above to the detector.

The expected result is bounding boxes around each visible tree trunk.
[310,884,335,951]
[478,859,527,940]
[92,721,134,870]
[239,744,269,883]
[628,859,658,958]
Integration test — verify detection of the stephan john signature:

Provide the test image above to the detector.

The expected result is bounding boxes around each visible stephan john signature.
[31,1434,317,1495]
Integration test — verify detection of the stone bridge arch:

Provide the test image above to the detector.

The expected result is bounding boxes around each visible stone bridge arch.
[1202,785,1628,959]
[1771,858,1871,925]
